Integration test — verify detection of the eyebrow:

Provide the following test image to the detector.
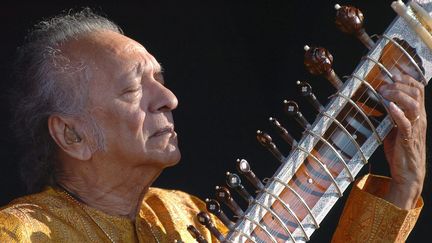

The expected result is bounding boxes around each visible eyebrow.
[121,60,165,88]
[123,63,140,80]
[133,61,164,74]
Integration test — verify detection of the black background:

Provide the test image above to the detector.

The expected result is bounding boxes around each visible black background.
[0,0,430,242]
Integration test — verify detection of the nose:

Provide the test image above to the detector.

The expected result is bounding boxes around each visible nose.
[148,82,178,113]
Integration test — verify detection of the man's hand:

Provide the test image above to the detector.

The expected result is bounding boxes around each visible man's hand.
[378,74,427,210]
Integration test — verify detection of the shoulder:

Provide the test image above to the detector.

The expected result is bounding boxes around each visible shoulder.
[145,187,206,211]
[0,187,69,241]
[0,187,55,219]
[0,207,29,242]
[145,187,229,236]
[0,187,65,217]
[147,187,203,201]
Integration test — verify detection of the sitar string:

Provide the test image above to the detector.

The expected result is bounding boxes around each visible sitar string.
[252,36,421,240]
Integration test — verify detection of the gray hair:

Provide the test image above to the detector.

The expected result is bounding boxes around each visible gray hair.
[11,8,123,193]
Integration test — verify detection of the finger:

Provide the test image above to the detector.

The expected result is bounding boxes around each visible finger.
[379,83,422,103]
[388,101,412,141]
[393,74,424,99]
[379,88,421,121]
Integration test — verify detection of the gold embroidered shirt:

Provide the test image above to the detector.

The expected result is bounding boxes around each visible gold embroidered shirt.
[0,174,423,242]
[332,174,423,243]
[0,187,226,242]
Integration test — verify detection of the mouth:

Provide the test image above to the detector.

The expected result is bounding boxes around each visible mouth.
[151,125,175,138]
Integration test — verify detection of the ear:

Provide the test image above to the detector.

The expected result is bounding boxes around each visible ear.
[48,115,92,161]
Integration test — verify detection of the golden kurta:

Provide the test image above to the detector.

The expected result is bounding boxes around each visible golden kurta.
[0,187,225,242]
[0,174,423,242]
[332,174,423,243]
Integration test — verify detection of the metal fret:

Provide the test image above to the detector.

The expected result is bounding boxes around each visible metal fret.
[262,188,309,241]
[271,177,319,228]
[243,215,277,243]
[320,111,367,166]
[232,229,257,243]
[362,56,396,83]
[252,200,296,243]
[335,92,383,144]
[381,34,427,85]
[294,144,343,196]
[225,3,432,240]
[350,74,394,120]
[304,129,352,183]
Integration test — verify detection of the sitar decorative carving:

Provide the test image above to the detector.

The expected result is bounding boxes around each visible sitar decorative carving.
[188,1,432,242]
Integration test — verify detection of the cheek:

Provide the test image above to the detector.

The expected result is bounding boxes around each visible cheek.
[125,110,146,138]
[97,102,146,141]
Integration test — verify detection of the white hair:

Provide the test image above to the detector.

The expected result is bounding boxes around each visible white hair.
[11,8,122,193]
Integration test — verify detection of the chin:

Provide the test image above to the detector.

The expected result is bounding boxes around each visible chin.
[164,148,181,167]
[146,145,181,169]
[143,137,181,167]
[163,137,181,166]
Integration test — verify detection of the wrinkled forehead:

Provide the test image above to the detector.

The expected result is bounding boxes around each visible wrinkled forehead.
[61,30,160,77]
[110,42,162,73]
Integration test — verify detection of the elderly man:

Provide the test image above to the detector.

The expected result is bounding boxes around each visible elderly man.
[0,9,426,242]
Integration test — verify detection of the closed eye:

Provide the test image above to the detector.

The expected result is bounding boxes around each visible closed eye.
[126,87,141,93]
[122,85,142,99]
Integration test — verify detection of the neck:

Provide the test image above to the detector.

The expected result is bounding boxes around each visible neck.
[56,157,163,220]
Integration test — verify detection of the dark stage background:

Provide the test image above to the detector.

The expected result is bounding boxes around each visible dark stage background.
[0,0,430,242]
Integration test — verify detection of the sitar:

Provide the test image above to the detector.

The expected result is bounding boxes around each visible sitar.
[187,1,432,242]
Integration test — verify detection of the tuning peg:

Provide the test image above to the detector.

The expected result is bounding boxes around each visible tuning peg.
[297,81,325,112]
[205,198,235,229]
[187,225,208,243]
[283,100,311,129]
[237,159,264,191]
[226,172,254,203]
[215,186,244,217]
[236,159,265,191]
[197,212,226,242]
[334,4,375,50]
[256,130,284,163]
[304,45,344,89]
[268,117,297,147]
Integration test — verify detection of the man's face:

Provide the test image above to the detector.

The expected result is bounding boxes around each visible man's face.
[65,30,180,168]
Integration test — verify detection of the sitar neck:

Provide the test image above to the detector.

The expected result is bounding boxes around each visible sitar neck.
[225,1,432,242]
